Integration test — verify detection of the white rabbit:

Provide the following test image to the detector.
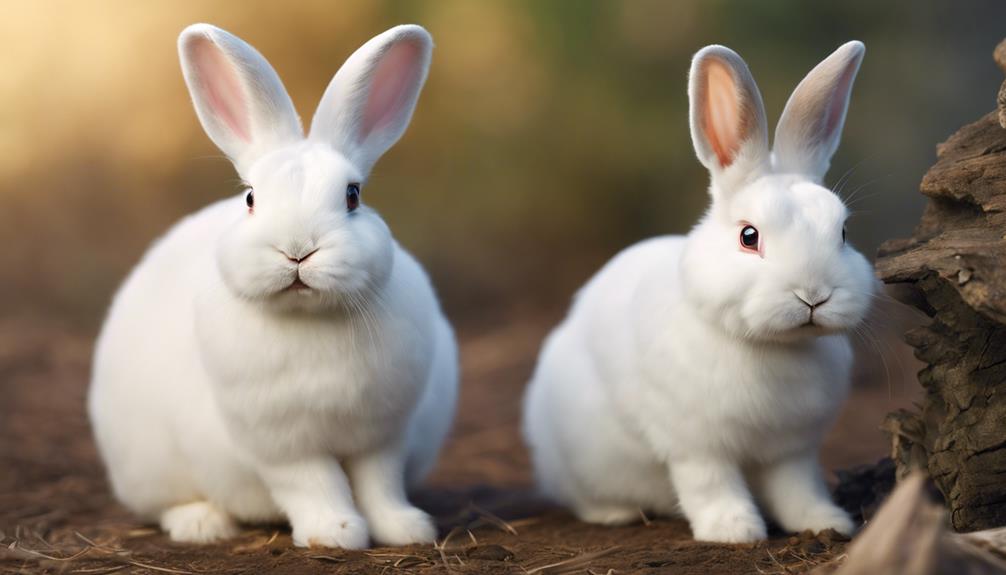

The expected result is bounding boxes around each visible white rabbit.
[88,23,457,549]
[522,41,871,543]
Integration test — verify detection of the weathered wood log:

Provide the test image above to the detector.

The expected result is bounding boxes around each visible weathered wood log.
[876,40,1006,532]
[828,473,1006,575]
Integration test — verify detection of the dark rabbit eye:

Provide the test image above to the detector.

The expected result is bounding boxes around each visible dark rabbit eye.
[346,183,361,212]
[245,189,254,212]
[842,225,847,244]
[740,225,759,252]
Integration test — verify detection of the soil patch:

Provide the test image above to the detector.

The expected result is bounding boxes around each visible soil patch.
[1,315,912,574]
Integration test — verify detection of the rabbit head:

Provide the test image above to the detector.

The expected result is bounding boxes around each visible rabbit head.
[681,41,873,342]
[178,24,432,311]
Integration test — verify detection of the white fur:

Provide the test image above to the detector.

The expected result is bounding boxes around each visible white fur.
[523,42,870,543]
[88,23,457,549]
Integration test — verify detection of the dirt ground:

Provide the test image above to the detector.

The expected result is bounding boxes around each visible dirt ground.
[1,311,918,575]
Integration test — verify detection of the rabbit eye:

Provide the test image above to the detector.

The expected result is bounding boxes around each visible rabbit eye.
[245,189,254,213]
[740,224,760,253]
[842,225,847,244]
[346,183,361,212]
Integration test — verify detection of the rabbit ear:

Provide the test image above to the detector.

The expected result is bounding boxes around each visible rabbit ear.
[773,41,864,183]
[178,24,302,172]
[308,25,432,177]
[689,45,770,198]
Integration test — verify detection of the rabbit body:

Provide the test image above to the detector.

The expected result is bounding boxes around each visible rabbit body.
[524,42,873,543]
[524,235,854,541]
[89,24,455,549]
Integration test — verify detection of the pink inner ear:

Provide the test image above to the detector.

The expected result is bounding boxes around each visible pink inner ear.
[361,39,422,136]
[704,60,742,168]
[191,35,251,142]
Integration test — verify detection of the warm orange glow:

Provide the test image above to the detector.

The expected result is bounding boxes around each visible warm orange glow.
[704,60,741,168]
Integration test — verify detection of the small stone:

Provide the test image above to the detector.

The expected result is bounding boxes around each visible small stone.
[958,268,973,284]
[801,540,826,554]
[818,528,851,544]
[466,544,514,561]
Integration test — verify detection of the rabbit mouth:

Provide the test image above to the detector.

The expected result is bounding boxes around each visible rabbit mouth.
[793,318,845,337]
[282,277,313,292]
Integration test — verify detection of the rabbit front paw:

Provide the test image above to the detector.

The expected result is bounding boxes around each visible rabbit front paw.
[160,501,239,543]
[367,505,437,546]
[784,503,855,536]
[690,506,767,543]
[292,512,369,549]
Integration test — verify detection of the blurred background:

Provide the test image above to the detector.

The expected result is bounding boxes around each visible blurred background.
[2,0,1003,331]
[5,8,1006,559]
[3,6,1006,569]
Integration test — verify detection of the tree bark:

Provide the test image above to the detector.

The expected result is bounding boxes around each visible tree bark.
[877,85,1006,531]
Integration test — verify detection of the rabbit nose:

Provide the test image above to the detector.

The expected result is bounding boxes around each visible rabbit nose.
[280,247,319,264]
[794,288,832,309]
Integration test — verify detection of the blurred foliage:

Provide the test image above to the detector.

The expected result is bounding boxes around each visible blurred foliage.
[1,0,1004,327]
